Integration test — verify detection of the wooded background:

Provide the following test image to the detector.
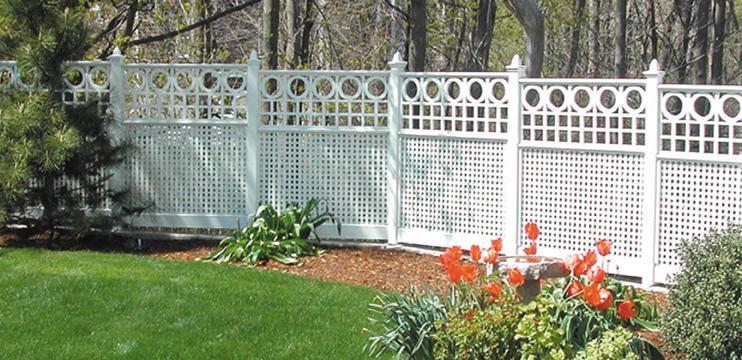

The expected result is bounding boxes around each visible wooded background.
[42,0,742,83]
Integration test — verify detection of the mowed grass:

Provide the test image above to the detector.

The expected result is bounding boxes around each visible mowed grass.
[0,248,385,359]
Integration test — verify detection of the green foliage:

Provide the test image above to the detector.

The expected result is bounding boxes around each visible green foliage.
[0,0,130,236]
[660,224,742,360]
[574,327,639,360]
[204,199,340,265]
[516,297,571,359]
[433,302,521,359]
[365,287,453,360]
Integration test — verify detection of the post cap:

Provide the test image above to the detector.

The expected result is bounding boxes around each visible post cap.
[248,50,260,64]
[643,59,665,79]
[388,51,407,68]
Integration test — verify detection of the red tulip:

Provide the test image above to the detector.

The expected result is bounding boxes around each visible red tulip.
[617,300,637,320]
[525,223,540,240]
[596,239,612,256]
[461,264,478,283]
[470,245,481,262]
[572,259,589,277]
[587,268,606,284]
[439,246,464,269]
[464,308,478,321]
[483,247,500,264]
[583,283,600,307]
[507,268,525,286]
[484,282,503,301]
[523,241,537,255]
[583,250,598,267]
[491,238,503,252]
[566,280,584,297]
[446,263,463,283]
[563,254,581,272]
[596,287,614,311]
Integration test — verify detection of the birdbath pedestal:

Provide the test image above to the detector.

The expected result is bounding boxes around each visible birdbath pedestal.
[495,256,568,303]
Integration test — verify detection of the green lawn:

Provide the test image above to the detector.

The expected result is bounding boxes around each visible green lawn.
[0,248,384,359]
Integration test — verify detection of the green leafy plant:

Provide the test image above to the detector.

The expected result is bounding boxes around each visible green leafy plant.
[660,224,742,359]
[516,296,571,359]
[574,327,639,360]
[433,300,522,360]
[204,199,340,265]
[365,287,454,360]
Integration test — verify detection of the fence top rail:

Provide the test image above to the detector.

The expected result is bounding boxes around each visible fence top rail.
[1,60,110,67]
[125,63,250,69]
[520,78,646,86]
[261,69,390,76]
[659,84,742,93]
[403,71,509,78]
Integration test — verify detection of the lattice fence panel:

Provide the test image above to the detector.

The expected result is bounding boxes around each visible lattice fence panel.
[260,71,389,127]
[259,131,387,225]
[401,73,509,136]
[521,82,646,148]
[519,149,645,267]
[660,87,742,156]
[400,136,506,236]
[658,161,742,268]
[126,124,249,217]
[124,65,248,122]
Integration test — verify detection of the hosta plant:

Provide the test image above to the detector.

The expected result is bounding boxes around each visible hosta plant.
[203,199,340,265]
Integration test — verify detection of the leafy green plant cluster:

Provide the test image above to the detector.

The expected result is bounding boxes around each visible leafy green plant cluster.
[204,199,340,265]
[574,327,639,360]
[433,303,521,360]
[660,224,742,359]
[516,297,570,359]
[365,288,453,360]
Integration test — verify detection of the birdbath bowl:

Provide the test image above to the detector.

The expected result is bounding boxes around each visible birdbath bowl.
[495,256,568,303]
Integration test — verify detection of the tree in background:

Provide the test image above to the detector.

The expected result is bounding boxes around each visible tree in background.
[0,0,130,239]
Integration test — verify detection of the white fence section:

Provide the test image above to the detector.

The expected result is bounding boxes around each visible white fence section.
[2,52,741,285]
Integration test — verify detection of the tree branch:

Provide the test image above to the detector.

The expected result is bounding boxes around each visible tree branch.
[130,0,262,46]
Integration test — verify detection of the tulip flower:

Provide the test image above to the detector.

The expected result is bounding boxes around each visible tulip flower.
[484,282,503,301]
[525,223,540,240]
[587,268,606,284]
[617,300,637,320]
[523,241,537,256]
[470,245,481,262]
[566,280,584,297]
[596,239,612,256]
[583,250,598,267]
[491,238,503,252]
[507,268,525,286]
[596,287,614,311]
[483,247,499,264]
[461,264,478,283]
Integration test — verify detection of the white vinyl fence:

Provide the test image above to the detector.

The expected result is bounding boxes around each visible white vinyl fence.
[1,50,740,285]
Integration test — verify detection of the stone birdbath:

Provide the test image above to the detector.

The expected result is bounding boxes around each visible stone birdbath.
[494,256,568,303]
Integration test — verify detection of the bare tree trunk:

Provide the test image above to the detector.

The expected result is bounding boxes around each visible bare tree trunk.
[674,0,694,83]
[465,0,496,71]
[693,0,711,84]
[262,0,280,69]
[614,0,628,77]
[297,0,316,66]
[389,0,406,59]
[649,0,658,60]
[589,0,600,77]
[564,0,587,77]
[286,0,298,67]
[408,0,427,71]
[507,0,545,77]
[710,0,726,83]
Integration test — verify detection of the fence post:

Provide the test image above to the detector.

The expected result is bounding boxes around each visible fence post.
[107,48,126,203]
[503,55,525,256]
[246,50,261,217]
[387,52,406,246]
[641,59,664,287]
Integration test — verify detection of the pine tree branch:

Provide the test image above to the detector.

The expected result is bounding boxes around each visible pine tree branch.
[129,0,262,46]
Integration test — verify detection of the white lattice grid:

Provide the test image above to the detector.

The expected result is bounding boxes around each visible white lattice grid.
[259,131,387,226]
[399,136,506,246]
[260,71,389,127]
[125,124,249,221]
[657,161,742,270]
[520,81,646,148]
[401,73,510,136]
[124,64,249,122]
[659,86,742,156]
[519,149,645,276]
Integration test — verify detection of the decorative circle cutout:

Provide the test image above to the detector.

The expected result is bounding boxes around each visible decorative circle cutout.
[312,76,335,99]
[402,78,421,101]
[364,77,387,99]
[339,76,361,99]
